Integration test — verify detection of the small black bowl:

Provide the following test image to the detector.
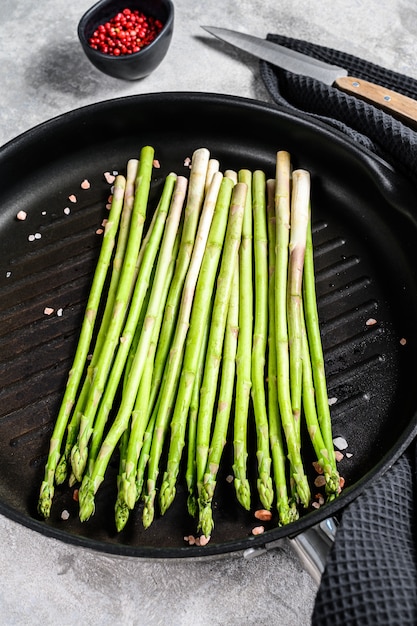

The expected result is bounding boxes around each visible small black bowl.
[78,0,174,80]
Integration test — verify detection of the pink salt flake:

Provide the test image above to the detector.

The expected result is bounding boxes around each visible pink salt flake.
[251,526,265,536]
[104,171,116,184]
[16,210,27,221]
[335,450,344,462]
[184,535,196,545]
[81,179,91,190]
[43,307,54,316]
[96,228,104,235]
[184,156,191,167]
[400,337,407,346]
[254,509,272,522]
[199,535,211,546]
[312,461,323,474]
[68,194,77,203]
[314,475,326,488]
[153,159,161,168]
[366,318,377,326]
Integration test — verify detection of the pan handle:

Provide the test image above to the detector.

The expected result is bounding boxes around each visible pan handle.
[243,516,338,584]
[287,517,339,584]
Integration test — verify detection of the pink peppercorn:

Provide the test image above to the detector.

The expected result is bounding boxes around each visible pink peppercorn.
[88,7,163,56]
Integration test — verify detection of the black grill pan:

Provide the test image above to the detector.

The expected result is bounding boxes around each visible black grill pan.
[1,92,417,559]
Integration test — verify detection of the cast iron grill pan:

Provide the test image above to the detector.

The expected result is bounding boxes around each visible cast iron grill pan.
[1,93,417,558]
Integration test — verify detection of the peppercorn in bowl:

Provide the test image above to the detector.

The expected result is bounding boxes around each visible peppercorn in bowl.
[78,0,174,80]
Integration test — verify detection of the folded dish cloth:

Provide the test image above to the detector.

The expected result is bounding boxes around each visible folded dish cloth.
[260,34,417,186]
[260,36,417,625]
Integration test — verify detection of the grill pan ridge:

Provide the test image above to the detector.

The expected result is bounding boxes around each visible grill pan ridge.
[1,92,417,558]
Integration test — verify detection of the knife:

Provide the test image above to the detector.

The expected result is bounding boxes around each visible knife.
[202,26,417,129]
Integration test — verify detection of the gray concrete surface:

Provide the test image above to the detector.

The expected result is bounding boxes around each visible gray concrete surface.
[1,1,416,624]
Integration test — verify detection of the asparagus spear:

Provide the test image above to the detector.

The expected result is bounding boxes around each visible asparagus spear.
[143,148,211,428]
[185,318,210,518]
[287,169,310,437]
[302,210,339,497]
[266,179,298,525]
[303,213,338,474]
[251,169,274,510]
[70,147,155,482]
[115,226,181,527]
[37,174,127,518]
[82,174,182,480]
[232,169,253,511]
[300,298,341,500]
[195,182,247,511]
[157,171,225,516]
[198,259,239,537]
[143,174,232,528]
[275,152,310,508]
[56,160,139,485]
[78,173,184,522]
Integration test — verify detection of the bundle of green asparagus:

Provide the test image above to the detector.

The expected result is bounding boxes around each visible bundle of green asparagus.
[37,145,341,541]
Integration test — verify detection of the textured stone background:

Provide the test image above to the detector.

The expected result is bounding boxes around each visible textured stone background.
[1,1,416,623]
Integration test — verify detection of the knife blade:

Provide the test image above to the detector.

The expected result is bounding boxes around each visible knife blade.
[202,26,417,129]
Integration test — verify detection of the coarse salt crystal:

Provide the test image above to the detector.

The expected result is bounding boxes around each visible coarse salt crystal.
[252,526,265,536]
[346,452,353,458]
[68,194,77,203]
[225,474,234,483]
[96,228,104,235]
[81,179,91,189]
[254,509,273,522]
[6,271,11,278]
[61,510,70,521]
[333,436,348,450]
[366,318,377,326]
[184,157,191,167]
[314,475,326,488]
[43,307,54,316]
[328,397,338,406]
[16,210,27,221]
[199,535,211,546]
[35,232,41,239]
[153,159,161,168]
[334,450,344,462]
[400,338,407,346]
[57,308,63,317]
[64,207,71,215]
[104,171,116,184]
[28,234,35,242]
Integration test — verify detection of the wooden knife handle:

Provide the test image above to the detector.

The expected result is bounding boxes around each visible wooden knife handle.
[334,75,417,129]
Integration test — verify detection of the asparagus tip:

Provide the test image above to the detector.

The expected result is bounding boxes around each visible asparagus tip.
[78,476,96,522]
[55,455,68,485]
[257,475,274,511]
[159,475,176,515]
[197,500,214,538]
[38,481,53,519]
[142,491,156,529]
[115,497,130,532]
[70,444,88,484]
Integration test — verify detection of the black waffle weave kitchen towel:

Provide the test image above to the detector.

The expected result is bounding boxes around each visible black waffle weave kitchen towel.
[313,446,417,625]
[260,36,417,624]
[259,34,417,186]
